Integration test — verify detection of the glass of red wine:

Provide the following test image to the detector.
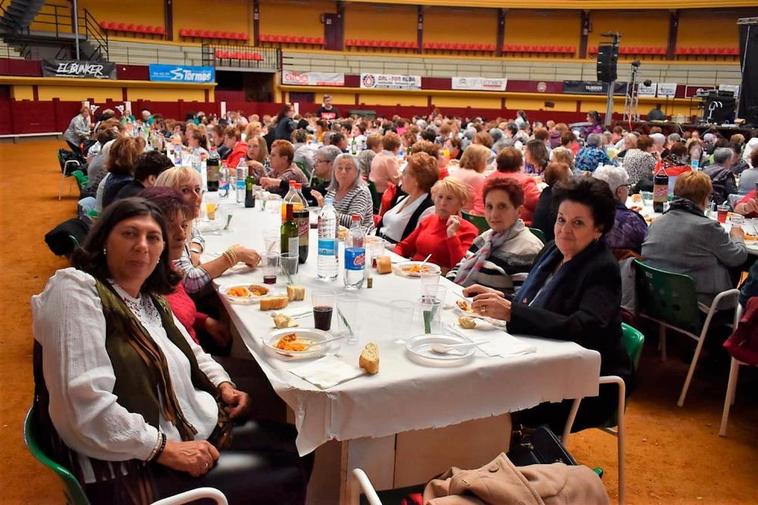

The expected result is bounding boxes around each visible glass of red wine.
[262,252,280,285]
[311,291,336,331]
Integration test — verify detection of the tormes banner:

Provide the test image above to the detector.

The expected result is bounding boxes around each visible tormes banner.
[451,77,507,92]
[148,64,215,83]
[282,70,345,86]
[360,73,421,90]
[42,59,116,79]
[562,81,627,95]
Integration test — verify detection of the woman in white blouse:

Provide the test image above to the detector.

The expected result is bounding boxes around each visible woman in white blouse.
[377,152,438,243]
[32,198,311,505]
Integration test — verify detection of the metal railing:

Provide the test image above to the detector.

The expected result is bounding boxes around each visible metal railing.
[281,51,742,88]
[202,44,281,71]
[0,3,108,60]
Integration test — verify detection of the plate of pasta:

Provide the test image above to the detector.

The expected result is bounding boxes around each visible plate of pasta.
[393,261,441,278]
[264,329,334,359]
[223,284,273,304]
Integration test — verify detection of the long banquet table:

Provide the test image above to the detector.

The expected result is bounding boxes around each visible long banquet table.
[202,196,602,504]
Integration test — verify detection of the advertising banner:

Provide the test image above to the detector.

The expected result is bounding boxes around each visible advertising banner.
[42,59,116,79]
[282,70,345,86]
[360,73,421,90]
[637,83,657,97]
[148,64,215,83]
[562,81,627,95]
[451,76,507,91]
[656,83,678,98]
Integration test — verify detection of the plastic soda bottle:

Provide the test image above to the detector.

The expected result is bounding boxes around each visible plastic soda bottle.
[344,214,365,289]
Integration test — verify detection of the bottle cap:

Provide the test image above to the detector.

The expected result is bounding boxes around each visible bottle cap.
[351,214,360,222]
[289,180,296,187]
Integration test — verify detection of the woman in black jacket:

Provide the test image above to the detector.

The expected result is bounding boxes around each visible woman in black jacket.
[464,176,633,432]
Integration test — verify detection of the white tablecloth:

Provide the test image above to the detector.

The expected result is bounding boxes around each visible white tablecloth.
[203,196,601,455]
[626,197,758,255]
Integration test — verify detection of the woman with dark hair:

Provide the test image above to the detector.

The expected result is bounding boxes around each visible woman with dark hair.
[186,129,209,159]
[99,136,146,211]
[487,147,540,225]
[464,177,633,432]
[32,198,312,505]
[447,177,543,295]
[273,104,296,142]
[523,139,549,175]
[584,110,603,136]
[531,161,572,242]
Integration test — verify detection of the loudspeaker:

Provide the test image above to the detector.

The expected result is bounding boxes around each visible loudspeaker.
[737,18,758,126]
[596,45,618,82]
[703,91,737,124]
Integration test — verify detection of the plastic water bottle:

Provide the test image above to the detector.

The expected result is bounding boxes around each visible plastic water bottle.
[173,144,182,166]
[691,158,700,171]
[219,163,230,197]
[344,214,365,289]
[317,197,338,280]
[235,158,247,204]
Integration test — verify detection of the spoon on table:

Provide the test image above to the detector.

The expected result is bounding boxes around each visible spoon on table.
[418,253,432,271]
[430,341,484,355]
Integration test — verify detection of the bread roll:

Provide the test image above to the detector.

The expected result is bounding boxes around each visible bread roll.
[458,316,477,329]
[359,342,380,375]
[286,285,306,301]
[273,313,297,329]
[259,295,289,311]
[376,255,392,275]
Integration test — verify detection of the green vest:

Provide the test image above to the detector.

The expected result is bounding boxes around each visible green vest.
[95,281,219,439]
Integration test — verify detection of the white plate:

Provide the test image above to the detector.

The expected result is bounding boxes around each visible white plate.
[393,261,442,278]
[222,284,274,304]
[264,328,335,360]
[405,334,475,367]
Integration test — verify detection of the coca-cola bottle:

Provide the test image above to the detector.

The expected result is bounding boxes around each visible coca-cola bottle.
[653,161,668,213]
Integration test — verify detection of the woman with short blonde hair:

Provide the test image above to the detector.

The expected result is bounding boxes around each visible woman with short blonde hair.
[394,176,478,272]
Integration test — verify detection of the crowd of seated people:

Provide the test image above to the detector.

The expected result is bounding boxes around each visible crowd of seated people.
[39,102,758,504]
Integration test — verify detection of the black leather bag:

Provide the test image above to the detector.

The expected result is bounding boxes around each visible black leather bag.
[508,425,577,466]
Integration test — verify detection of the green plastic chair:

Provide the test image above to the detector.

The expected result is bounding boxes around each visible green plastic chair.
[461,210,489,233]
[294,161,311,182]
[633,259,740,407]
[528,227,546,244]
[24,406,90,505]
[562,322,645,505]
[24,406,229,505]
[367,180,381,214]
[71,170,89,190]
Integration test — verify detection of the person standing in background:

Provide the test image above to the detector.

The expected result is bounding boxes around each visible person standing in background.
[316,95,340,121]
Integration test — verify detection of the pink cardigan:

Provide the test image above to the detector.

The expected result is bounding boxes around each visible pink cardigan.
[450,169,486,215]
[369,151,400,193]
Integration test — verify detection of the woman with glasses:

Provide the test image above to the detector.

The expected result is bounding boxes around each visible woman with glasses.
[592,164,648,255]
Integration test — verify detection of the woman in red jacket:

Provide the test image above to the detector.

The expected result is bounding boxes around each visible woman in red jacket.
[394,177,478,273]
[223,125,248,169]
[486,147,541,225]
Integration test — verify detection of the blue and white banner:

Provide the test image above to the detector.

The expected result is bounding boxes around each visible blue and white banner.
[148,64,215,83]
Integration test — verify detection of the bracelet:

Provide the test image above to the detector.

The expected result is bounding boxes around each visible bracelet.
[149,433,167,463]
[146,431,164,462]
[223,246,238,266]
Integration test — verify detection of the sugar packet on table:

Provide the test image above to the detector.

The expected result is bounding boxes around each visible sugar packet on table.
[290,355,365,389]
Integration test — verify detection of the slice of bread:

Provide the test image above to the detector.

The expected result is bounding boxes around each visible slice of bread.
[259,295,289,311]
[286,284,306,301]
[376,255,392,275]
[359,342,379,375]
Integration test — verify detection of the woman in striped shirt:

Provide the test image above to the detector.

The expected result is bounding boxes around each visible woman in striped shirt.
[447,177,544,295]
[313,153,374,228]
